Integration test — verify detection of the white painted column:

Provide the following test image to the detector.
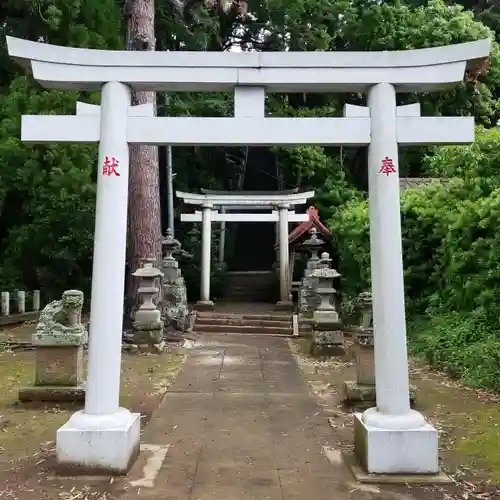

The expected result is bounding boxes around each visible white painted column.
[57,81,141,473]
[85,81,131,416]
[363,83,425,430]
[219,206,226,264]
[197,203,214,308]
[277,204,291,306]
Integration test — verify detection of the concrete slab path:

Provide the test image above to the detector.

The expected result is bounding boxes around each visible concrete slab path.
[122,334,374,500]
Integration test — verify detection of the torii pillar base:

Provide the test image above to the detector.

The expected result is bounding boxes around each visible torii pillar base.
[56,408,141,474]
[353,410,438,475]
[194,300,214,311]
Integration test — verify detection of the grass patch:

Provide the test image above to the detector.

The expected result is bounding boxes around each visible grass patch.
[0,346,185,465]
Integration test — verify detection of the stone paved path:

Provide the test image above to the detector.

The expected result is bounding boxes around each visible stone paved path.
[122,334,374,500]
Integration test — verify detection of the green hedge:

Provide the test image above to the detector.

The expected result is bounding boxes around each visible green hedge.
[329,127,500,390]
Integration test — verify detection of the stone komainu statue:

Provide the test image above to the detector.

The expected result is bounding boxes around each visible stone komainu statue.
[33,289,87,343]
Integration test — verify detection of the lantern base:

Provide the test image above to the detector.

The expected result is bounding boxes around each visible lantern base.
[194,300,214,311]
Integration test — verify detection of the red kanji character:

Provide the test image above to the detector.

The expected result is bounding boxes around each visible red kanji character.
[102,156,120,177]
[379,156,396,176]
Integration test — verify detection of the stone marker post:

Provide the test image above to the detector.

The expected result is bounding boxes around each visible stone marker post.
[33,290,41,311]
[17,291,26,314]
[1,292,9,316]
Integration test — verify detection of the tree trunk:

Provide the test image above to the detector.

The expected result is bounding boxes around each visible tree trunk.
[125,0,162,318]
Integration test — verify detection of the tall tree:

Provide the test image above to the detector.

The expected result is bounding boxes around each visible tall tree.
[125,0,162,314]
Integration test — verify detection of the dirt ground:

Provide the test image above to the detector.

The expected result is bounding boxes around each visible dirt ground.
[0,322,186,500]
[290,337,500,500]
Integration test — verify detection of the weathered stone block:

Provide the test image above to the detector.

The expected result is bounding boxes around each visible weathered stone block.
[35,345,84,386]
[313,329,343,346]
[132,328,163,345]
[343,381,418,405]
[19,385,85,402]
[356,346,375,385]
[310,342,344,357]
[343,381,377,403]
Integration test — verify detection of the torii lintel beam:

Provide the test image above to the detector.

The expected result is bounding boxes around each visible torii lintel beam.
[7,36,491,93]
[21,114,474,146]
[181,211,309,222]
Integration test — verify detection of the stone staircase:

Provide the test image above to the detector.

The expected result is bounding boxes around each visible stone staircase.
[223,271,277,302]
[194,311,293,336]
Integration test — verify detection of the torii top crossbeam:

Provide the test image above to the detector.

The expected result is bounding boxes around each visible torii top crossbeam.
[6,36,491,92]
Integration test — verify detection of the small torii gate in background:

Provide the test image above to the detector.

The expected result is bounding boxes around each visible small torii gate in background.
[178,190,313,309]
[6,35,491,477]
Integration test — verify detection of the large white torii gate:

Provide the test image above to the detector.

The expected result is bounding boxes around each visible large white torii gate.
[6,35,491,476]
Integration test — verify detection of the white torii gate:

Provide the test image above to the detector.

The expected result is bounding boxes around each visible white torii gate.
[6,35,491,476]
[177,191,314,309]
[180,206,310,307]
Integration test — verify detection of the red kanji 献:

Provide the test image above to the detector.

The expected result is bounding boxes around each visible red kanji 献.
[379,156,396,176]
[102,156,120,177]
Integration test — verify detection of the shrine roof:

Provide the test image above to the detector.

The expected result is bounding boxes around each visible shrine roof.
[275,206,331,249]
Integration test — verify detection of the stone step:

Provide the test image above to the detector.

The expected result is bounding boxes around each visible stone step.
[194,324,292,336]
[225,271,274,277]
[196,317,292,328]
[195,313,292,321]
[225,284,274,290]
[224,292,275,303]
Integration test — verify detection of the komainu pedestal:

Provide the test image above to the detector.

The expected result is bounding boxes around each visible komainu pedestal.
[19,290,87,402]
[343,292,417,405]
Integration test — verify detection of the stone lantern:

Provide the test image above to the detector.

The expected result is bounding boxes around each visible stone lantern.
[301,227,325,275]
[162,228,181,282]
[298,228,325,326]
[310,254,343,355]
[161,228,190,335]
[131,260,164,352]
